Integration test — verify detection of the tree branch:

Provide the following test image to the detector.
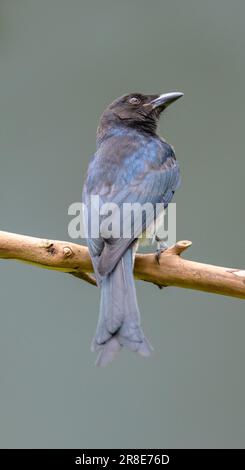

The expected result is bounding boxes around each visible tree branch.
[0,230,245,299]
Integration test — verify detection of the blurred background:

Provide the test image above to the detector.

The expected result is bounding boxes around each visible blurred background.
[0,0,244,448]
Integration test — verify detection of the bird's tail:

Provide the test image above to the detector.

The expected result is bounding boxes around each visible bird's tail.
[91,247,153,367]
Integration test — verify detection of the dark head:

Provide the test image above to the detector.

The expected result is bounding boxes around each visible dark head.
[98,91,183,137]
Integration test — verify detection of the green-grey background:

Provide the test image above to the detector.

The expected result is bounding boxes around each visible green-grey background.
[0,0,244,448]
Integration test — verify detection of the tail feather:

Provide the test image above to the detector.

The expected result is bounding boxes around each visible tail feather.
[92,247,153,366]
[94,337,122,367]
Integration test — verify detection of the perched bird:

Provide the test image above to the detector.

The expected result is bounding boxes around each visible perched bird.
[82,91,183,366]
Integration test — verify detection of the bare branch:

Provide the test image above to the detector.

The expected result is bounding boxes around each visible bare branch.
[0,231,245,299]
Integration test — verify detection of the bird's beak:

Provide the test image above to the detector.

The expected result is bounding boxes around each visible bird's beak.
[150,92,184,110]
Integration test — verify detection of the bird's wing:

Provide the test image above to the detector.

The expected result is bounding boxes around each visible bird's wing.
[83,135,181,275]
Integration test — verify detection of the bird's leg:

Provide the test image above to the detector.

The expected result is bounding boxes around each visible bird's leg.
[153,236,168,290]
[154,235,168,265]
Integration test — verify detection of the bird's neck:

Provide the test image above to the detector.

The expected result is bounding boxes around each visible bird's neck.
[96,121,157,148]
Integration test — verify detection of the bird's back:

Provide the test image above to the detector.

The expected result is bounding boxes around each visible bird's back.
[83,126,178,203]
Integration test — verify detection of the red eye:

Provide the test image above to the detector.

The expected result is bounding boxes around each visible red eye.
[129,97,140,105]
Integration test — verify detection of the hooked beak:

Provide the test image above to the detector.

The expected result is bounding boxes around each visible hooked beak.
[150,92,184,110]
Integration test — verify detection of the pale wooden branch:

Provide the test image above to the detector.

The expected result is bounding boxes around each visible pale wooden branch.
[0,231,245,299]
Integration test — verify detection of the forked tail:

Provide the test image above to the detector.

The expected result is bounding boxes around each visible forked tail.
[91,247,153,367]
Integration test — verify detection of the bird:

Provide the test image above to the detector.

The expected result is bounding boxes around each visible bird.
[82,91,183,366]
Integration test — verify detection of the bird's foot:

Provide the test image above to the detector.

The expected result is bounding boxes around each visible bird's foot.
[155,240,168,290]
[155,238,168,265]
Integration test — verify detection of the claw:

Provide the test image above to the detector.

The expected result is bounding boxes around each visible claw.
[155,248,163,265]
[155,240,168,264]
[155,246,167,264]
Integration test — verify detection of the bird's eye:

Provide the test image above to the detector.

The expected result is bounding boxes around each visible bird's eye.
[129,97,141,105]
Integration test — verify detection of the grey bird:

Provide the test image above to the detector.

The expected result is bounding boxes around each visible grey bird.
[82,91,183,366]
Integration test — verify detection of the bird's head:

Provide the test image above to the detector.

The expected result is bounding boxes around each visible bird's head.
[98,91,183,136]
